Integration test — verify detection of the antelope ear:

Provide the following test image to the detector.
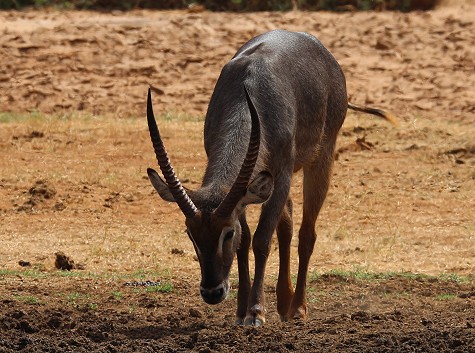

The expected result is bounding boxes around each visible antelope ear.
[240,171,273,207]
[147,168,175,202]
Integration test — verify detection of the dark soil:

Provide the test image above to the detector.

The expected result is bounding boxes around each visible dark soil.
[1,274,474,352]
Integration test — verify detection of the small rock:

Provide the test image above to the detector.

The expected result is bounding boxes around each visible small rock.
[18,260,31,267]
[53,202,66,211]
[171,248,185,256]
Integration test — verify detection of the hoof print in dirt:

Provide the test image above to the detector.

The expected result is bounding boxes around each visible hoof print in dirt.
[54,251,85,271]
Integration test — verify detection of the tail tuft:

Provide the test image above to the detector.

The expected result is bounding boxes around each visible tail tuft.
[348,102,399,126]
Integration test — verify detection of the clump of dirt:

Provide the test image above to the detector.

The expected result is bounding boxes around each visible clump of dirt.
[29,180,55,200]
[54,251,85,271]
[18,260,31,267]
[442,145,475,165]
[171,248,186,256]
[335,136,376,159]
[103,192,136,208]
[17,180,56,212]
[103,192,121,208]
[12,130,45,141]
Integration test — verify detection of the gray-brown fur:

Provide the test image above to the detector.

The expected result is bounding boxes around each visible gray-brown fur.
[147,29,394,326]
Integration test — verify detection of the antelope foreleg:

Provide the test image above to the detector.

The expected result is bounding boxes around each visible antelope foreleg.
[244,174,291,326]
[236,213,251,324]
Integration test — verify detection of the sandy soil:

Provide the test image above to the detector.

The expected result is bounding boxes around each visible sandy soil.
[0,3,474,122]
[0,2,474,352]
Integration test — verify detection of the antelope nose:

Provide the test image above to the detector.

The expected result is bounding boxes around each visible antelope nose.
[200,285,225,305]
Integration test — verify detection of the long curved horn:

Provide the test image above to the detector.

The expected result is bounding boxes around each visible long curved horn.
[147,88,198,219]
[214,86,260,218]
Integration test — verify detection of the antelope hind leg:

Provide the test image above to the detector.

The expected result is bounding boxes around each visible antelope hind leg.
[288,149,335,320]
[276,198,294,321]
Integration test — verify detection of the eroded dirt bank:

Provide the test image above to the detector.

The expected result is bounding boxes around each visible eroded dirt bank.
[0,4,474,122]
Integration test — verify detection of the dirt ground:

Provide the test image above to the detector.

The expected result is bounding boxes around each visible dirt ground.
[0,1,474,352]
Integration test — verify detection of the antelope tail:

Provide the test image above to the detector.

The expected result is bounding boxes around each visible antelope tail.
[348,102,399,126]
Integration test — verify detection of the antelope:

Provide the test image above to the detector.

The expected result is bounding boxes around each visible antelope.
[146,30,396,326]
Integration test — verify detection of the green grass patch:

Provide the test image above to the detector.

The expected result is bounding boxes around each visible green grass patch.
[0,268,175,285]
[2,267,472,286]
[145,282,174,293]
[54,270,100,278]
[126,268,172,280]
[65,291,85,306]
[0,111,71,123]
[13,295,41,305]
[159,111,204,123]
[0,268,48,279]
[0,112,34,123]
[0,268,100,279]
[112,291,124,301]
[309,268,474,284]
[307,288,326,303]
[435,293,457,301]
[0,109,203,126]
[437,273,466,283]
[64,291,99,310]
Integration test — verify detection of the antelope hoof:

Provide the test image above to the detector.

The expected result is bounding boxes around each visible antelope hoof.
[235,317,245,326]
[243,316,265,327]
[243,304,265,327]
[289,306,308,321]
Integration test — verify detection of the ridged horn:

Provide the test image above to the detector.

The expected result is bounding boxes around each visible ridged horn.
[214,86,261,218]
[147,88,198,219]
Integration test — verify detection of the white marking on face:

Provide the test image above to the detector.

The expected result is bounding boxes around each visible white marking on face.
[217,226,234,259]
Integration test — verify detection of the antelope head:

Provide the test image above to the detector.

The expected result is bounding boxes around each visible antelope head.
[146,87,273,305]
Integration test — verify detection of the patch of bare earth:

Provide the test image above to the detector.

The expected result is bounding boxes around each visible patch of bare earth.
[1,274,474,352]
[0,2,474,352]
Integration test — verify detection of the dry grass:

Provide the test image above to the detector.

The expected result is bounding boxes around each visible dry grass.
[1,111,473,278]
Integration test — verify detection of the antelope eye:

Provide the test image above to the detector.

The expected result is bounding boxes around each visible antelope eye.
[224,229,234,241]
